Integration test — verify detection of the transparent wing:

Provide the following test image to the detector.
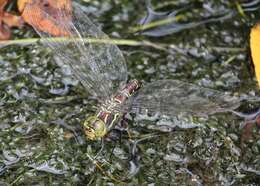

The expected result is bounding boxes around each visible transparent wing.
[23,2,128,100]
[120,80,241,117]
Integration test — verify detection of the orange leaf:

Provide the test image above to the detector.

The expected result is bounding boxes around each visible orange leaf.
[20,0,72,36]
[17,0,32,12]
[0,22,10,40]
[250,23,260,88]
[0,0,24,40]
[0,0,8,10]
[18,0,71,12]
[2,12,23,28]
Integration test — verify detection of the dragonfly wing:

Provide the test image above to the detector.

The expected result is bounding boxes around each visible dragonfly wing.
[121,80,240,117]
[23,2,128,99]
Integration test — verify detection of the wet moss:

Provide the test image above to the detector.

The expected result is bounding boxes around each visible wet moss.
[0,0,260,185]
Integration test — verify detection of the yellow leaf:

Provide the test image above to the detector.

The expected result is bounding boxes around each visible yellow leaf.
[250,23,260,88]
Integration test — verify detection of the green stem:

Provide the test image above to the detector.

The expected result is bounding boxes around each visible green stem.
[0,37,168,51]
[129,15,184,33]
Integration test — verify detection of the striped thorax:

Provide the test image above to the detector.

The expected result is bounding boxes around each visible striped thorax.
[83,80,141,140]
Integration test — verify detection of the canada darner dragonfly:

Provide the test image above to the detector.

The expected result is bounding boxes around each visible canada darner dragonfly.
[23,1,258,140]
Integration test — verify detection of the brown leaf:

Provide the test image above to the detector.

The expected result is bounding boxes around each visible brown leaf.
[17,0,32,12]
[18,0,71,13]
[0,0,8,10]
[0,22,10,40]
[0,0,24,40]
[20,0,72,36]
[2,12,23,28]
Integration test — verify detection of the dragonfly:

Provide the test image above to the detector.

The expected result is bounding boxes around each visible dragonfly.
[23,1,257,140]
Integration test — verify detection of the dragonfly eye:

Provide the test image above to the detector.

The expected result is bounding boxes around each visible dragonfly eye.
[83,116,106,140]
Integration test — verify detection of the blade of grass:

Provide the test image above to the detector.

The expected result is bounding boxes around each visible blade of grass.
[129,14,184,33]
[0,37,169,52]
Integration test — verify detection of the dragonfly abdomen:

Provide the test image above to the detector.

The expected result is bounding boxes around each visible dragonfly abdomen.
[98,79,141,130]
[114,79,141,104]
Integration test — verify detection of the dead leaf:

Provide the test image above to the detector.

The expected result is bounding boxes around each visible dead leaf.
[250,23,260,88]
[0,0,8,10]
[2,12,23,27]
[0,0,9,40]
[20,0,72,36]
[18,0,71,13]
[0,21,10,40]
[17,0,33,12]
[0,0,23,40]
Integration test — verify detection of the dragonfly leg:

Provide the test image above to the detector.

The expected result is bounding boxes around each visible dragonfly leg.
[103,114,131,142]
[109,113,131,138]
[120,114,132,139]
[94,138,105,159]
[127,134,159,178]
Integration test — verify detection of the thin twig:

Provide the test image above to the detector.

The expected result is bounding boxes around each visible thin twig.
[0,37,169,52]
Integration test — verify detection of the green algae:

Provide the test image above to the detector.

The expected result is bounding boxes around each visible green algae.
[0,0,260,185]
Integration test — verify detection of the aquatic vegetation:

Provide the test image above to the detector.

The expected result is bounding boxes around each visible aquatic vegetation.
[134,0,260,37]
[23,1,255,142]
[0,0,259,185]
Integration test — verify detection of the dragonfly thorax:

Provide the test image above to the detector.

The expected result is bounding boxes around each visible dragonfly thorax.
[83,98,122,140]
[100,98,121,113]
[83,80,141,140]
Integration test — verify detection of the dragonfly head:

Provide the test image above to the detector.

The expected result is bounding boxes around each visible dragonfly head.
[83,116,107,140]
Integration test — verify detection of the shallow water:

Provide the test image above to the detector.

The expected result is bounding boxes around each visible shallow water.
[0,0,260,185]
